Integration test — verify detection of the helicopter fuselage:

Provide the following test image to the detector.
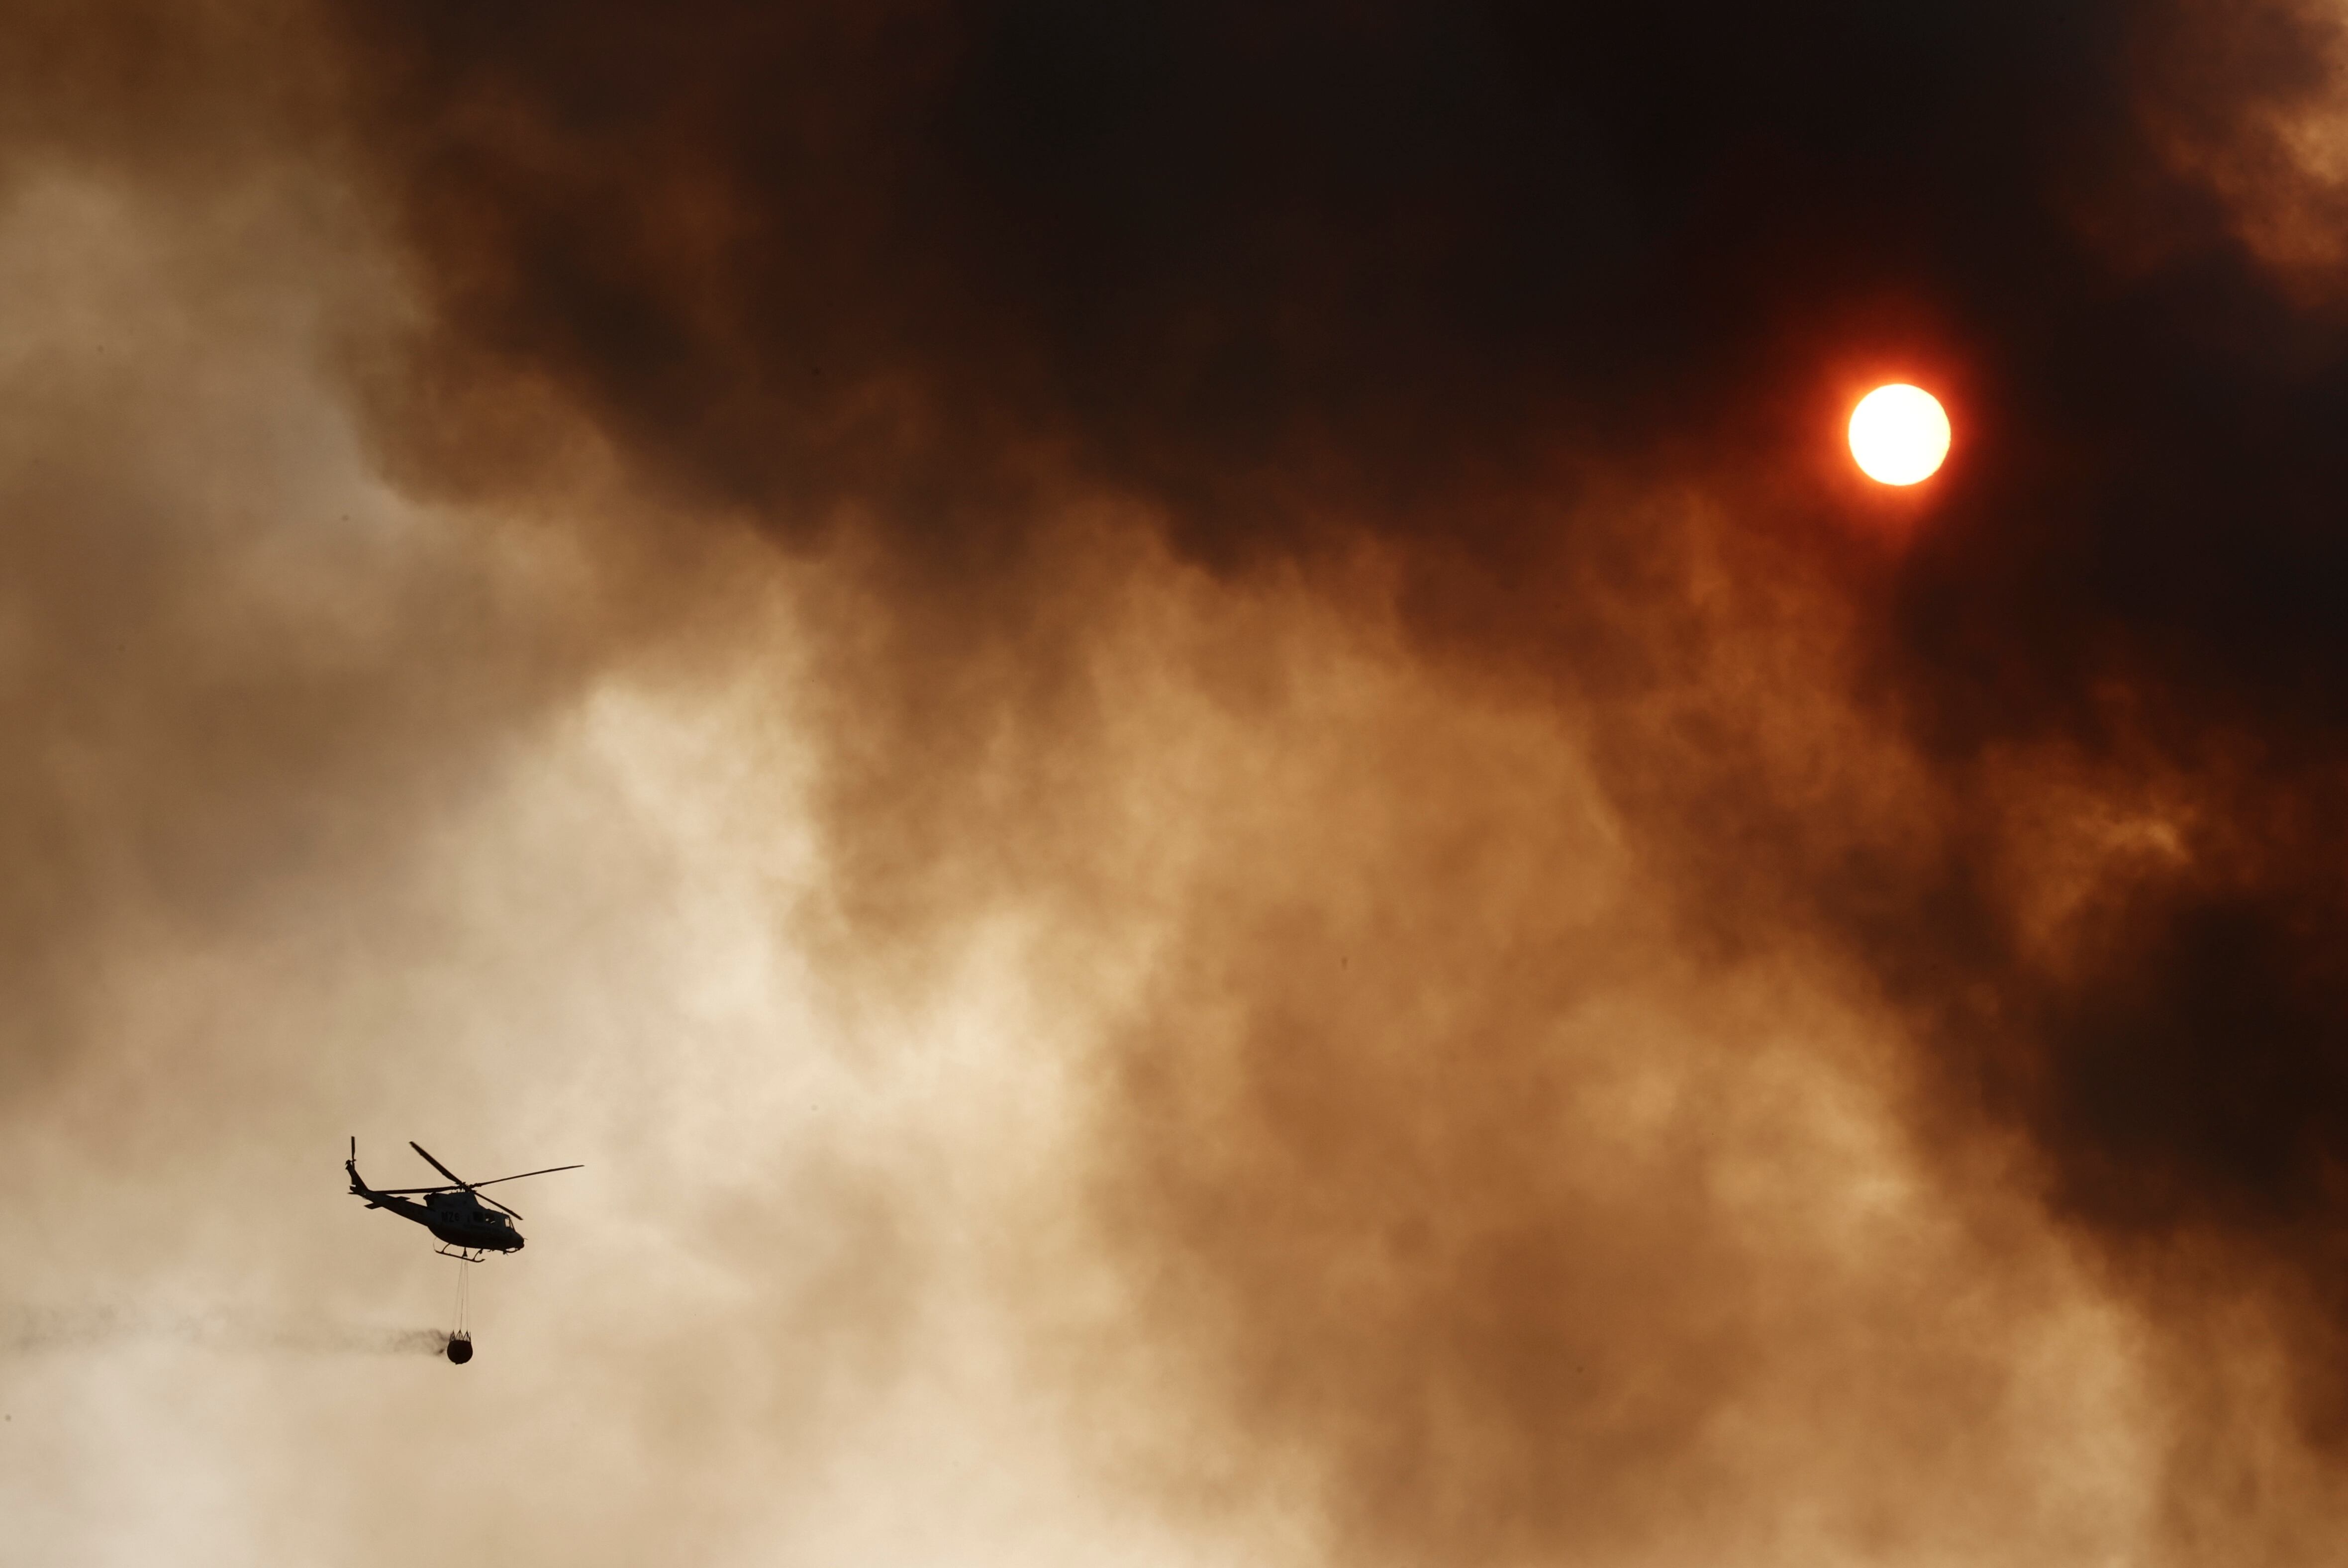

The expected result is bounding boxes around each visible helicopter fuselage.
[345,1140,581,1258]
[348,1166,525,1253]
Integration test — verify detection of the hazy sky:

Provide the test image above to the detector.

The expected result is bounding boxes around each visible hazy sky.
[8,3,2348,1564]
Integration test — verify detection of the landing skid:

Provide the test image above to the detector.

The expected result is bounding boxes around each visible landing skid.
[435,1244,493,1263]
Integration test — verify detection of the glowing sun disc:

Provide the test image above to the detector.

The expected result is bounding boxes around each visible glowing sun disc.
[1848,384,1951,486]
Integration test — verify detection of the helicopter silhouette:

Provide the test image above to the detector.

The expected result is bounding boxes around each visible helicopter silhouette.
[346,1138,582,1263]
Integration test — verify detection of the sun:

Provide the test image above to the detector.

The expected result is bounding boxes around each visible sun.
[1848,384,1951,486]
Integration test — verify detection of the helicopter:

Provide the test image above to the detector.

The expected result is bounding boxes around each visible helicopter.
[345,1138,582,1263]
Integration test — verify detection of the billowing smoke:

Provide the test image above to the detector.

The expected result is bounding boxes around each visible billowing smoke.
[8,0,2348,1563]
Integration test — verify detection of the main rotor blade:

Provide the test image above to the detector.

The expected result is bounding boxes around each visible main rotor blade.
[478,1192,525,1221]
[370,1185,462,1195]
[408,1142,469,1188]
[469,1164,584,1188]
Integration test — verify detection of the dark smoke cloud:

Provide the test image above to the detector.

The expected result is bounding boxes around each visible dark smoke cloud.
[332,0,2348,1358]
[16,0,2348,1561]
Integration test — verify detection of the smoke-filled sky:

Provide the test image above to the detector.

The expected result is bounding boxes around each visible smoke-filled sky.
[9,1,2348,1563]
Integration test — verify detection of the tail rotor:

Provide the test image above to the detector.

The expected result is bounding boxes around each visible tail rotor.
[346,1137,379,1205]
